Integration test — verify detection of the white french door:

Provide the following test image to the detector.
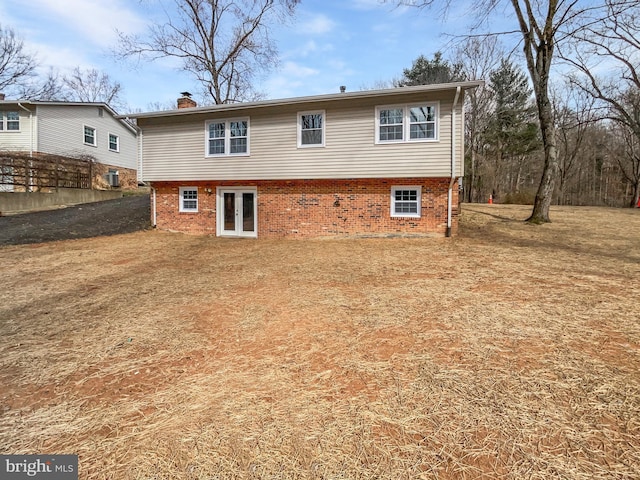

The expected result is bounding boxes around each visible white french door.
[217,187,257,237]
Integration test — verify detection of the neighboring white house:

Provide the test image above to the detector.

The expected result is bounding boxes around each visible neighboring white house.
[0,98,138,190]
[127,82,482,238]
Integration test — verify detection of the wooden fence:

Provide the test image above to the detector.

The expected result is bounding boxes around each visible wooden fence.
[0,153,93,191]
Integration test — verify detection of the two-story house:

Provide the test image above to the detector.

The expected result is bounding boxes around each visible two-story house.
[126,81,481,238]
[0,97,138,191]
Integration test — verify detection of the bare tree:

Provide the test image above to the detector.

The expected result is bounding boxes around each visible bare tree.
[62,67,124,110]
[117,0,299,104]
[565,0,640,207]
[388,1,636,222]
[454,36,503,202]
[0,24,38,95]
[551,84,597,205]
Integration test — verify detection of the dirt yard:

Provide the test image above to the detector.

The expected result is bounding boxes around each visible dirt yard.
[0,195,150,246]
[1,204,638,479]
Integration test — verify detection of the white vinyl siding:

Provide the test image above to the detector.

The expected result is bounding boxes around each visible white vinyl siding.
[139,90,464,181]
[0,109,33,150]
[36,105,137,170]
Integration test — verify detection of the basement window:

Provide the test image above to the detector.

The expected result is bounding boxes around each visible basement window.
[391,186,421,218]
[179,187,198,212]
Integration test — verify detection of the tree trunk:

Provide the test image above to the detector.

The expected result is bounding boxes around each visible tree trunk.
[631,180,640,208]
[525,34,558,223]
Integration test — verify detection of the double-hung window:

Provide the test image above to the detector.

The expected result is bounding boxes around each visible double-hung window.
[206,118,249,156]
[0,111,20,131]
[84,125,97,146]
[108,133,119,152]
[298,111,325,147]
[391,186,422,218]
[179,187,198,212]
[376,103,438,143]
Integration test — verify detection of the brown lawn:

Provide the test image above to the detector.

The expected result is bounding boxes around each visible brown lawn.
[1,204,639,479]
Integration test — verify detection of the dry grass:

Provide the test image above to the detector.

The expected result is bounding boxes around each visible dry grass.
[1,204,639,479]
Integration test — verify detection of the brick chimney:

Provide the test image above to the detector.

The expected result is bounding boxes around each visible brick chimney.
[0,93,5,101]
[177,91,196,109]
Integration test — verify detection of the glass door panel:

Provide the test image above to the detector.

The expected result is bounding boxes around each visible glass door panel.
[223,192,236,231]
[242,193,255,232]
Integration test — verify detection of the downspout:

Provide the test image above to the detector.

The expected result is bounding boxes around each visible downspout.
[446,86,461,238]
[138,129,156,227]
[16,103,33,157]
[17,103,34,192]
[151,186,157,227]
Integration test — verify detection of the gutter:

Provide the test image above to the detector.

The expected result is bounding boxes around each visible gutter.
[17,103,34,192]
[446,86,461,238]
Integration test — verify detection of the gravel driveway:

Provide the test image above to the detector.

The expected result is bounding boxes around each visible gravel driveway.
[0,195,151,246]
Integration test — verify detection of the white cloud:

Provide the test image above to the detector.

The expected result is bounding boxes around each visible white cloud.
[280,61,320,78]
[296,13,336,35]
[351,0,386,10]
[28,0,147,48]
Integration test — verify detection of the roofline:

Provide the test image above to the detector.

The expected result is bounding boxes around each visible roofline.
[0,100,138,134]
[120,81,484,120]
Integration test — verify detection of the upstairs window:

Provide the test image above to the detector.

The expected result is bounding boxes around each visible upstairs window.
[84,125,96,146]
[0,111,20,131]
[298,111,325,147]
[391,186,422,218]
[108,133,119,152]
[206,119,249,156]
[376,103,438,143]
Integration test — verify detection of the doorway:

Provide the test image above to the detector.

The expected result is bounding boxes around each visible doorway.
[217,187,257,237]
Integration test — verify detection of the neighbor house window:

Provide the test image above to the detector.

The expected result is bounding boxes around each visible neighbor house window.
[376,103,438,143]
[0,111,20,131]
[206,118,249,156]
[298,111,325,147]
[84,125,96,146]
[179,187,198,212]
[391,186,421,218]
[108,133,119,152]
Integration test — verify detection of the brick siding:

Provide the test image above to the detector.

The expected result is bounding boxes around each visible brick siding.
[151,178,459,238]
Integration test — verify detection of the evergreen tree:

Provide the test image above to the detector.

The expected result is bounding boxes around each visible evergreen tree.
[485,59,540,198]
[397,52,465,86]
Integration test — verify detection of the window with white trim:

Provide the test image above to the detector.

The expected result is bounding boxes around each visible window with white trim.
[376,103,438,143]
[108,133,119,152]
[179,187,198,212]
[84,125,96,146]
[206,118,249,156]
[0,111,20,131]
[391,186,422,218]
[298,111,325,147]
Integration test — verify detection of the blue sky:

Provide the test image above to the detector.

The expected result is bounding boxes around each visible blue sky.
[1,0,477,113]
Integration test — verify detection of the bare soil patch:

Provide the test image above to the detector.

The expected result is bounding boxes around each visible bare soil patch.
[1,204,639,479]
[0,195,150,246]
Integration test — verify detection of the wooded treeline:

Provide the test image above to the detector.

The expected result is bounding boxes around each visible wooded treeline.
[393,0,640,209]
[397,47,639,208]
[463,68,638,208]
